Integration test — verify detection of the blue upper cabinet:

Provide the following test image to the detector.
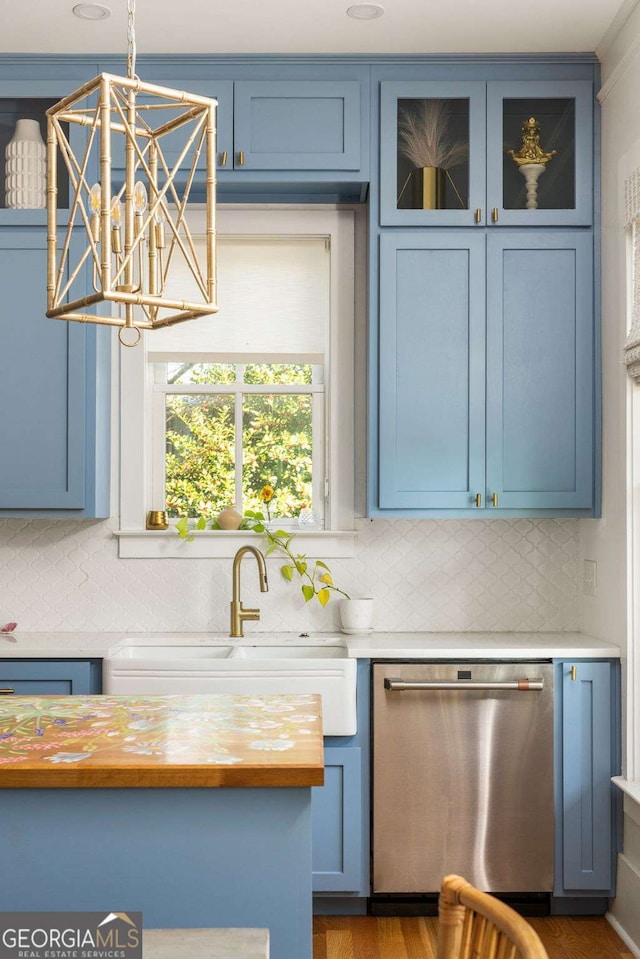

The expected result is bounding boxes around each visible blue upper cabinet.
[0,69,110,517]
[379,231,486,509]
[233,80,361,171]
[0,230,85,509]
[95,61,369,192]
[487,81,593,227]
[108,80,234,178]
[0,228,110,516]
[486,231,594,510]
[374,229,596,516]
[380,78,593,228]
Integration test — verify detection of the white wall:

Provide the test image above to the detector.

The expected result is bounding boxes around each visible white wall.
[589,3,640,950]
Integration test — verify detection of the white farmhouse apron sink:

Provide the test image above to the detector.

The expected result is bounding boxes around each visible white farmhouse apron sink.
[103,635,357,735]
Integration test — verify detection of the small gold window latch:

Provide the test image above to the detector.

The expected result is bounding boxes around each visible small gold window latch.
[474,492,482,508]
[492,207,499,223]
[570,665,577,681]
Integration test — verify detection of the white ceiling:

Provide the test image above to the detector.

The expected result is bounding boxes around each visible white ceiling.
[0,0,632,56]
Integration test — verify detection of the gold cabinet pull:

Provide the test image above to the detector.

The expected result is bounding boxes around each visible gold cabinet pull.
[219,151,228,167]
[490,492,498,507]
[492,207,499,223]
[570,665,577,681]
[0,688,15,695]
[474,493,482,508]
[237,150,245,166]
[474,208,482,224]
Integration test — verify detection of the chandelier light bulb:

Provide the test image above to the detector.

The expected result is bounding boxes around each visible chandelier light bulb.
[111,197,123,225]
[154,205,167,249]
[133,180,148,215]
[89,182,101,212]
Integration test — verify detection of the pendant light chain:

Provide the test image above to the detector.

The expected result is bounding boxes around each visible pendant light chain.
[127,0,137,80]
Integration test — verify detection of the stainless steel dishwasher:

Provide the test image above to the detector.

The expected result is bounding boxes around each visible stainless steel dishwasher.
[372,661,554,894]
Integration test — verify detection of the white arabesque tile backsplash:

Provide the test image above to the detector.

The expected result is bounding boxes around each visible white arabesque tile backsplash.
[0,516,580,633]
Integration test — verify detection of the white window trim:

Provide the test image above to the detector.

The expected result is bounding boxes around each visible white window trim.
[116,205,357,558]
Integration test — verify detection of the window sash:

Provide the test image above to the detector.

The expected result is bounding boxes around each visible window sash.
[151,381,326,523]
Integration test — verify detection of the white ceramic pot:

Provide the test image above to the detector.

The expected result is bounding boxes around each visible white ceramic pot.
[5,118,47,210]
[339,597,374,634]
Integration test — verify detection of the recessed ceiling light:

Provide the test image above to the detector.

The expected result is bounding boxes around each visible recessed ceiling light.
[346,3,384,19]
[73,3,112,20]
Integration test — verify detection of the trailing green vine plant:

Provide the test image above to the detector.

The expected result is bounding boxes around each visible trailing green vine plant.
[176,509,349,608]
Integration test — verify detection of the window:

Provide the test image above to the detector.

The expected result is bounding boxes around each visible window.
[118,206,356,558]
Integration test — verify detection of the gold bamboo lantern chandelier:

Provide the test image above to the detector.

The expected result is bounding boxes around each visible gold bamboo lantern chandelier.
[46,0,218,346]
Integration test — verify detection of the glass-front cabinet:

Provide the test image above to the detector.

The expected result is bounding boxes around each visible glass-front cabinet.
[380,81,486,226]
[380,79,593,227]
[486,80,593,226]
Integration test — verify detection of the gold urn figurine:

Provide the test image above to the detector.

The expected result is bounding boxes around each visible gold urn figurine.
[508,116,557,210]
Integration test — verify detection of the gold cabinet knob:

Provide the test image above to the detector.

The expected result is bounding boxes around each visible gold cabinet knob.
[219,151,228,167]
[474,493,482,508]
[237,150,245,166]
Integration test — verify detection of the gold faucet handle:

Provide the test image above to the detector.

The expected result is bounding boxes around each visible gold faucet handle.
[240,605,260,622]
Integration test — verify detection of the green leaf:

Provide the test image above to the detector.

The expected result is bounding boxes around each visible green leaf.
[265,543,277,556]
[301,584,315,603]
[196,515,207,531]
[253,523,265,533]
[274,530,289,539]
[317,588,330,607]
[176,517,189,539]
[281,565,295,582]
[315,560,330,571]
[295,561,308,576]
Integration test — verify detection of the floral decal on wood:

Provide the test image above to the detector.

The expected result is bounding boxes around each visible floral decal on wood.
[0,694,321,768]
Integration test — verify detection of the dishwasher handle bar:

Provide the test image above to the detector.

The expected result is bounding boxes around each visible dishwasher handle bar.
[383,678,544,692]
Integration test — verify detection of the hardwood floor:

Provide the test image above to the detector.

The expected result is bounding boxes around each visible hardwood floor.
[313,915,634,959]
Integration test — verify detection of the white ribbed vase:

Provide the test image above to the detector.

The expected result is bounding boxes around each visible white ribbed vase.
[5,118,46,209]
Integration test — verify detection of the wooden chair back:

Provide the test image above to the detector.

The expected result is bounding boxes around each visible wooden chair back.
[436,874,550,959]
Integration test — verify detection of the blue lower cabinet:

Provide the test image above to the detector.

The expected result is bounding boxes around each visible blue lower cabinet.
[0,660,102,695]
[556,660,620,896]
[312,745,363,892]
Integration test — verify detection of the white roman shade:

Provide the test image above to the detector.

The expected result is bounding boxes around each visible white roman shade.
[625,169,640,380]
[146,235,329,361]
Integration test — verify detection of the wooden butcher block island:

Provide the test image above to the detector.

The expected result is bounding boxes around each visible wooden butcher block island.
[0,694,324,959]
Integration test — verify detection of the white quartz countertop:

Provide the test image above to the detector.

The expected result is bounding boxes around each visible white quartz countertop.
[0,630,621,660]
